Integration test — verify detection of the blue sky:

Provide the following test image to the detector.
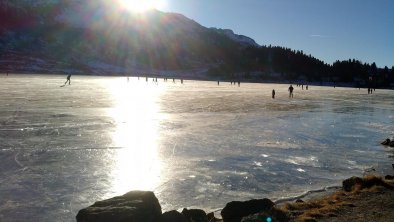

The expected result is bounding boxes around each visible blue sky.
[161,0,394,68]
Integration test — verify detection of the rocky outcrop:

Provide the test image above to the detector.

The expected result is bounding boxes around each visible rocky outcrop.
[342,176,394,192]
[381,137,394,147]
[76,174,394,222]
[240,208,289,222]
[76,191,162,222]
[207,212,221,222]
[381,138,390,145]
[181,208,208,222]
[160,210,188,222]
[221,198,275,222]
[342,176,364,192]
[385,175,394,180]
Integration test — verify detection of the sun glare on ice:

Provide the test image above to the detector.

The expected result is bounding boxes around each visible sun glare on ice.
[105,78,164,193]
[118,0,166,13]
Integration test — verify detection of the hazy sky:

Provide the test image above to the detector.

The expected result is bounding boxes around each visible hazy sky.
[160,0,394,68]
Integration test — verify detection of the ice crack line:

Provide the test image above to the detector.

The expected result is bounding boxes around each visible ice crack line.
[14,151,25,168]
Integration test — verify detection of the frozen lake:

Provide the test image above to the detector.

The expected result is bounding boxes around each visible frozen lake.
[0,74,393,221]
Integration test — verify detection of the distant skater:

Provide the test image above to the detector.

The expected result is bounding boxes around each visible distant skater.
[238,81,240,87]
[65,73,71,85]
[217,80,220,85]
[181,79,183,84]
[288,84,294,98]
[272,89,275,99]
[306,85,308,90]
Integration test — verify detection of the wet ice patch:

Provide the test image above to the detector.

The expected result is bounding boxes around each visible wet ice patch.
[285,156,319,167]
[253,161,263,167]
[256,140,300,149]
[340,134,365,138]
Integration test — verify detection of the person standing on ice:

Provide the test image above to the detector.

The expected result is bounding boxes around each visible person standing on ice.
[272,89,275,99]
[288,85,294,98]
[65,73,71,85]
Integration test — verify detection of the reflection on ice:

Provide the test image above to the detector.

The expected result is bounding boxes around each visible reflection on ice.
[253,161,263,167]
[106,79,162,193]
[257,140,300,149]
[285,156,319,167]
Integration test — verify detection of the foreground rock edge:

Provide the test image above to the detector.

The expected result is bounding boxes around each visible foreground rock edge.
[76,175,394,222]
[281,174,394,222]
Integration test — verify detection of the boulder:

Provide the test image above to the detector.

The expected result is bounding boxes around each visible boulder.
[76,191,161,222]
[342,176,394,192]
[342,176,363,192]
[389,140,394,147]
[160,210,188,222]
[240,208,289,222]
[207,212,221,222]
[181,208,208,222]
[381,138,390,145]
[221,198,275,222]
[362,176,393,189]
[385,175,394,180]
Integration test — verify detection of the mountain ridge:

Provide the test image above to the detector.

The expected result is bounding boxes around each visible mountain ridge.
[0,1,393,86]
[210,28,260,47]
[0,1,253,76]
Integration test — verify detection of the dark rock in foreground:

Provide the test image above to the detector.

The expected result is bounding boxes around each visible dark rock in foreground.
[381,137,394,147]
[381,138,390,146]
[221,198,275,222]
[181,208,208,222]
[76,191,161,222]
[75,174,394,222]
[207,212,221,222]
[385,175,394,180]
[160,210,188,222]
[240,208,289,222]
[342,176,364,192]
[342,176,394,192]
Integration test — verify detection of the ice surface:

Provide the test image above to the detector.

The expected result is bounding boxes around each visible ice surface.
[0,75,393,221]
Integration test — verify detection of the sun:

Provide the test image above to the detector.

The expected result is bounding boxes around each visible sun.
[118,0,166,13]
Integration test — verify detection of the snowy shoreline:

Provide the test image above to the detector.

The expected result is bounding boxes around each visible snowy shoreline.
[2,72,391,90]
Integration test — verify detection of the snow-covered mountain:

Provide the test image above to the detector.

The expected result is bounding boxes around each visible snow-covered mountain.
[210,28,260,47]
